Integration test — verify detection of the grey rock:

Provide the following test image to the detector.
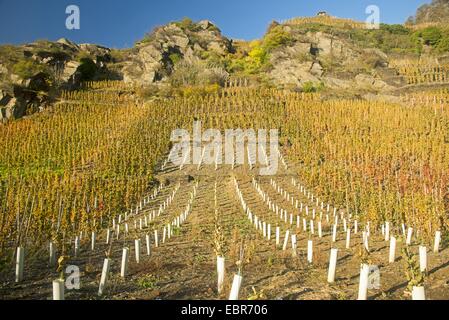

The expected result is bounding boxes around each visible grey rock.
[122,21,233,85]
[0,90,12,106]
[0,63,8,75]
[355,73,393,90]
[198,20,213,30]
[57,38,79,50]
[3,96,27,120]
[310,62,324,77]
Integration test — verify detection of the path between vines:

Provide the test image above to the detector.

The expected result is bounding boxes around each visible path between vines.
[1,157,448,300]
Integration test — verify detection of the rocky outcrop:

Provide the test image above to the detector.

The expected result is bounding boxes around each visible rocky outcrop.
[0,38,115,122]
[122,20,234,85]
[407,0,449,24]
[267,25,394,91]
[0,72,52,123]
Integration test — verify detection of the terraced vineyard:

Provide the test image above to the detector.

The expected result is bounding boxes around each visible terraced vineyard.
[391,59,449,85]
[0,81,448,300]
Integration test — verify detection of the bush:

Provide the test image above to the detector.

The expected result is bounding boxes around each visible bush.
[12,59,47,79]
[175,17,201,32]
[248,43,268,67]
[263,26,294,52]
[77,58,97,81]
[169,52,182,65]
[302,81,325,93]
[136,85,160,99]
[380,24,410,35]
[169,60,228,87]
[110,49,128,62]
[227,41,270,75]
[180,84,220,98]
[437,36,449,53]
[419,27,442,46]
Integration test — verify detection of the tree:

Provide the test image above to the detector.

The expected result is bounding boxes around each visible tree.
[437,35,449,53]
[421,27,442,46]
[77,58,97,81]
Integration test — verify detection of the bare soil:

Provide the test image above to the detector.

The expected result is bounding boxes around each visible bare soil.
[1,160,448,300]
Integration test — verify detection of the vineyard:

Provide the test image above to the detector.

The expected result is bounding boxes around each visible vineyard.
[281,15,367,29]
[0,81,448,300]
[390,58,449,85]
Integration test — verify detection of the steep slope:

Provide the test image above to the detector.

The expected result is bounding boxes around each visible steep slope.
[121,19,234,85]
[408,0,449,25]
[0,39,114,122]
[264,22,395,91]
[4,11,448,122]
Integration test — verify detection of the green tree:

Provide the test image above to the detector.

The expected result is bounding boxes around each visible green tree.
[262,26,294,52]
[437,36,449,53]
[77,58,97,81]
[420,27,442,46]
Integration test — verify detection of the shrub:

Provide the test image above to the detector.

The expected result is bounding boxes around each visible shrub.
[169,60,228,87]
[262,26,294,52]
[110,49,128,62]
[136,85,160,99]
[12,59,47,79]
[419,27,442,46]
[137,274,158,289]
[169,52,182,65]
[180,84,220,98]
[302,81,325,93]
[380,24,410,35]
[248,44,268,67]
[77,58,97,81]
[437,36,449,53]
[175,17,201,32]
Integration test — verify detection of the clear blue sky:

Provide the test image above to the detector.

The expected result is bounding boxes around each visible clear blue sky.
[0,0,431,48]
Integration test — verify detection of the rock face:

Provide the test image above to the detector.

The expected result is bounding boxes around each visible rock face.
[267,26,394,91]
[122,20,233,85]
[0,38,114,122]
[0,18,414,122]
[408,0,449,24]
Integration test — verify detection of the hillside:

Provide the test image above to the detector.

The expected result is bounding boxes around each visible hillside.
[407,0,449,25]
[1,82,449,301]
[1,5,449,303]
[1,14,449,122]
